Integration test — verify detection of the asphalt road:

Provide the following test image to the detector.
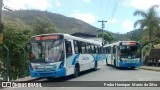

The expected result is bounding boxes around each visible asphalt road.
[2,64,160,90]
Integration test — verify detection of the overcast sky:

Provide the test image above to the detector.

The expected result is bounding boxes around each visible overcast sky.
[3,0,160,33]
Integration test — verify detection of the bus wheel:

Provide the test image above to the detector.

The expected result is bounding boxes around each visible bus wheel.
[94,61,98,70]
[131,67,135,69]
[114,60,116,67]
[74,65,79,78]
[106,60,109,66]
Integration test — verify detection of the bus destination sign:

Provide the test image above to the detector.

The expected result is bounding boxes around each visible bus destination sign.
[122,42,136,46]
[35,35,60,41]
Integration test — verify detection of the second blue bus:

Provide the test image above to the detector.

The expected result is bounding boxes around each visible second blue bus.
[104,41,142,69]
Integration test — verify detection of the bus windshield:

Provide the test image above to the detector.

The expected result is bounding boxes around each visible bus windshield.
[30,38,64,63]
[120,45,141,58]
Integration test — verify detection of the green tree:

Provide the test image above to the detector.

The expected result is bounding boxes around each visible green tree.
[98,32,113,44]
[32,16,57,35]
[0,18,32,80]
[133,5,160,45]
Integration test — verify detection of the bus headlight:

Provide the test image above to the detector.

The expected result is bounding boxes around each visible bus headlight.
[123,60,127,62]
[53,64,57,70]
[30,64,33,70]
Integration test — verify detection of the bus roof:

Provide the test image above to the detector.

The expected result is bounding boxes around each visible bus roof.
[32,33,102,46]
[104,41,139,47]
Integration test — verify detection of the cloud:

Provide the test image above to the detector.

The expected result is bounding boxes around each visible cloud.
[3,0,61,10]
[124,0,160,10]
[107,19,117,24]
[71,12,96,24]
[55,0,61,7]
[122,20,134,32]
[82,0,91,3]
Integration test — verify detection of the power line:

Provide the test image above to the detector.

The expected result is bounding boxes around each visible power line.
[3,5,12,11]
[5,0,17,6]
[98,0,103,20]
[3,0,13,11]
[106,0,121,30]
[104,0,111,19]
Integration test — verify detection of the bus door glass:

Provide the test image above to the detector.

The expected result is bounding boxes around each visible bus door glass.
[116,46,119,65]
[65,40,73,58]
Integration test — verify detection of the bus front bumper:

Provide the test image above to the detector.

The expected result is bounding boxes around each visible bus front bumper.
[119,62,142,68]
[30,68,66,78]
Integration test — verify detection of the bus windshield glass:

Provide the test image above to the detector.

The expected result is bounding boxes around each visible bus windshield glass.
[30,35,64,63]
[120,45,141,58]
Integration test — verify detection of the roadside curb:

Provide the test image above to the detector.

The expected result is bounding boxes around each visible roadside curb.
[10,76,44,83]
[140,67,160,72]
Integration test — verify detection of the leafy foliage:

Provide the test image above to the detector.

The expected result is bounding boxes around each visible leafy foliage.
[0,19,32,80]
[133,5,160,57]
[98,32,113,43]
[133,5,160,43]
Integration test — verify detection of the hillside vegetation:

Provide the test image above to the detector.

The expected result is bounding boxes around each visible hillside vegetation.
[3,10,97,35]
[2,10,132,41]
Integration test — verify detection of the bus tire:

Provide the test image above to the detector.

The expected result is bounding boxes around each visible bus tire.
[131,67,135,69]
[94,61,98,70]
[114,60,116,67]
[106,60,109,66]
[74,64,79,78]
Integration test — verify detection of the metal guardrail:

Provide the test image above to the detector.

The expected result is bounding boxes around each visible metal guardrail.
[3,45,9,81]
[20,45,26,77]
[0,45,27,81]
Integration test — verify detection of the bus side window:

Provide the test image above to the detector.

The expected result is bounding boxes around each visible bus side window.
[65,40,72,57]
[99,46,102,54]
[81,42,87,54]
[113,46,116,54]
[96,46,99,54]
[94,46,96,54]
[91,45,94,54]
[86,43,91,54]
[106,47,111,54]
[94,46,98,54]
[90,45,93,54]
[74,40,79,54]
[97,46,100,54]
[78,41,82,53]
[105,47,107,54]
[101,46,103,54]
[74,40,82,54]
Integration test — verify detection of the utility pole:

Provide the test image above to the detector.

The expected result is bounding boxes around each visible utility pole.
[0,0,11,44]
[98,20,107,46]
[0,0,3,44]
[98,20,107,61]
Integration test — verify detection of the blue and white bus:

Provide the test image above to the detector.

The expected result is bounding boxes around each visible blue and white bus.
[104,41,142,69]
[27,33,102,79]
